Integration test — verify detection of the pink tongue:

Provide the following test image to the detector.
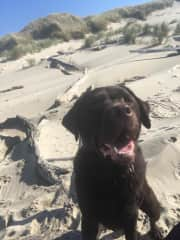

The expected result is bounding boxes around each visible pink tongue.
[101,140,135,158]
[118,140,134,154]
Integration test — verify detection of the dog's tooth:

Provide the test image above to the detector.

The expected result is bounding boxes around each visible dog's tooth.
[105,144,111,149]
[114,147,119,153]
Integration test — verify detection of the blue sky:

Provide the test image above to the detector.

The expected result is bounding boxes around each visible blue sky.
[0,0,150,37]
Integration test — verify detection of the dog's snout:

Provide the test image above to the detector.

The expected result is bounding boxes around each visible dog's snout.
[114,105,132,116]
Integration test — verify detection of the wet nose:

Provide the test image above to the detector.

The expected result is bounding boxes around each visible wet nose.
[114,105,132,116]
[124,105,131,115]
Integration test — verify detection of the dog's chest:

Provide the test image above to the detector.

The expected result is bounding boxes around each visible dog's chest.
[75,149,145,203]
[91,165,139,224]
[93,163,137,198]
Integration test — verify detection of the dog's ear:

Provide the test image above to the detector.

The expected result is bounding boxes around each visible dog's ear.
[121,86,151,129]
[138,100,151,129]
[62,103,79,141]
[62,87,92,141]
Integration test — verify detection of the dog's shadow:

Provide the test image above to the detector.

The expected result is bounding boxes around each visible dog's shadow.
[54,230,153,240]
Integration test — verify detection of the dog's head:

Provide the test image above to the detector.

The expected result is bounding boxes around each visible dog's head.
[62,85,150,164]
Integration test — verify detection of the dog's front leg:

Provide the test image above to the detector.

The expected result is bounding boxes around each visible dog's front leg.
[81,215,99,240]
[124,210,138,240]
[140,179,163,240]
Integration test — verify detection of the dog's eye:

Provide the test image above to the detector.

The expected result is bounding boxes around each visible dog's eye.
[123,96,132,103]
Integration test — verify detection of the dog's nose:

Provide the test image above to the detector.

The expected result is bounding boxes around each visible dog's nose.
[124,106,131,115]
[114,105,132,116]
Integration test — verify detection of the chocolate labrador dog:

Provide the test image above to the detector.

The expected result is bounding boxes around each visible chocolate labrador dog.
[62,85,162,240]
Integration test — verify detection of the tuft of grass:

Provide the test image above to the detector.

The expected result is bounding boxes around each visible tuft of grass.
[83,35,96,48]
[4,46,26,60]
[71,31,85,39]
[142,24,153,36]
[152,22,169,44]
[0,38,59,61]
[122,23,142,44]
[86,18,108,33]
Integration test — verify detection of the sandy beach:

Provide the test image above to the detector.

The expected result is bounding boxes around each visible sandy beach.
[0,2,180,239]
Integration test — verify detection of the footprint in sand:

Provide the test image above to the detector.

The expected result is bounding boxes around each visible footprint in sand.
[0,176,11,189]
[168,194,180,208]
[168,136,177,143]
[172,194,180,203]
[149,93,180,119]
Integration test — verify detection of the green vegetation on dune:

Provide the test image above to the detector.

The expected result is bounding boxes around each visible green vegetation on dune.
[20,13,88,40]
[0,0,177,60]
[0,13,88,60]
[119,0,173,20]
[0,36,59,60]
[122,23,142,44]
[85,0,174,25]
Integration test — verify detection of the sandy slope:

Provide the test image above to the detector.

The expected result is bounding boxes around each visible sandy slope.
[0,63,82,121]
[0,40,83,75]
[146,1,180,25]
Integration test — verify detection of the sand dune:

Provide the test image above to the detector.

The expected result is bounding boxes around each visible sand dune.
[0,6,180,239]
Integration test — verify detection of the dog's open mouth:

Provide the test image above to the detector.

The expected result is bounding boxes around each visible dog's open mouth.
[100,140,135,163]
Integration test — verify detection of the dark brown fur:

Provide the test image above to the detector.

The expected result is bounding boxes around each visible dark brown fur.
[62,85,162,240]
